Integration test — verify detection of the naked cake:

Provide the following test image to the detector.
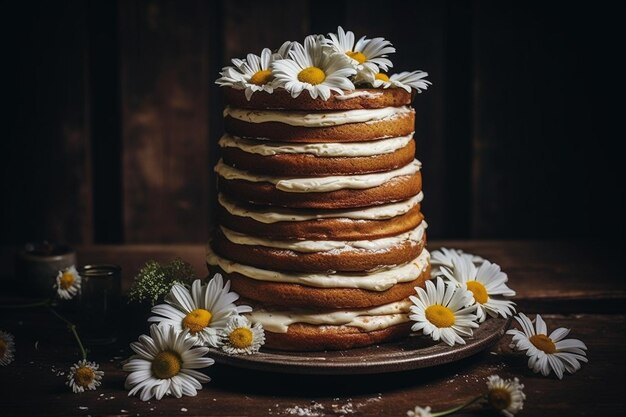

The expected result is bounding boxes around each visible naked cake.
[209,27,431,351]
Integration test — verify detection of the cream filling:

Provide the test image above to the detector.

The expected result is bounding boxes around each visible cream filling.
[218,133,413,157]
[247,299,411,333]
[334,90,384,101]
[206,246,430,291]
[220,222,427,253]
[223,105,413,127]
[214,159,421,193]
[218,192,423,223]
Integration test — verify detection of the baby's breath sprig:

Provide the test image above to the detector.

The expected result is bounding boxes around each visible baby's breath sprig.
[128,259,196,305]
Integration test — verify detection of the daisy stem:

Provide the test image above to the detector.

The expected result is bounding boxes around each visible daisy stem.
[431,395,485,417]
[48,307,87,361]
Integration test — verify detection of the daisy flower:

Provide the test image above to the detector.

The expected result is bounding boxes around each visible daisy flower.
[406,405,432,417]
[54,265,81,300]
[148,275,251,347]
[507,313,588,379]
[124,324,214,401]
[485,375,526,417]
[0,330,15,366]
[365,70,431,93]
[272,34,356,100]
[325,26,395,77]
[431,247,485,270]
[439,255,516,322]
[221,315,265,355]
[66,359,104,393]
[409,277,479,346]
[215,48,282,100]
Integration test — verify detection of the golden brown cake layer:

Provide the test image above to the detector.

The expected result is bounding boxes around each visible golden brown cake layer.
[212,263,431,310]
[264,322,412,351]
[224,111,415,143]
[221,138,416,177]
[217,201,424,240]
[224,87,413,111]
[212,228,426,273]
[217,171,422,209]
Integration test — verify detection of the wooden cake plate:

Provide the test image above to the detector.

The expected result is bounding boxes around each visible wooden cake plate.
[209,317,510,375]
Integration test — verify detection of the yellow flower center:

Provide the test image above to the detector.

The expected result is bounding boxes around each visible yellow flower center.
[74,366,95,387]
[59,271,75,290]
[228,327,254,349]
[151,350,182,379]
[182,308,212,334]
[529,334,557,354]
[466,281,489,304]
[249,69,272,86]
[346,51,366,64]
[375,73,390,82]
[488,388,512,410]
[0,339,6,357]
[297,66,326,85]
[425,305,456,328]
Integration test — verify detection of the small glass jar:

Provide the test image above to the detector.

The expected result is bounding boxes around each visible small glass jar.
[78,264,121,344]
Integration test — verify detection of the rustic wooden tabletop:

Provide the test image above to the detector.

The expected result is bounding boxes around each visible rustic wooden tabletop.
[1,240,624,417]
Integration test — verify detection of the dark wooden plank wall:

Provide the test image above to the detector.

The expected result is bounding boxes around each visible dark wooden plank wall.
[2,0,623,244]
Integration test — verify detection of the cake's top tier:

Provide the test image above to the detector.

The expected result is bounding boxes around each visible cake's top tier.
[215,27,430,104]
[223,87,413,111]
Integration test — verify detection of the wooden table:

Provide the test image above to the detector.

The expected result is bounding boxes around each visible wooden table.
[1,241,624,416]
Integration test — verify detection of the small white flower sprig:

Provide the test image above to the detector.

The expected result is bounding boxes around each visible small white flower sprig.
[216,26,431,100]
[124,271,266,401]
[405,374,526,417]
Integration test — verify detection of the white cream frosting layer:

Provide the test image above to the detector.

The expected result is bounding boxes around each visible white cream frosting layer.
[218,134,413,157]
[223,105,413,127]
[248,299,411,333]
[215,159,421,193]
[334,90,384,101]
[220,222,426,253]
[218,192,423,223]
[206,246,430,291]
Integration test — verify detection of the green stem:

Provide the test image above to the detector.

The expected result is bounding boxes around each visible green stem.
[48,307,87,361]
[431,395,485,417]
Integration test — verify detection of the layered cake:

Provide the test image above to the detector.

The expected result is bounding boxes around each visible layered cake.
[209,28,431,351]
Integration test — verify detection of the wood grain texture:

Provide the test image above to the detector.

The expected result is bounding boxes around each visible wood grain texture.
[119,0,210,243]
[2,1,93,245]
[221,0,310,61]
[470,2,624,239]
[0,310,620,416]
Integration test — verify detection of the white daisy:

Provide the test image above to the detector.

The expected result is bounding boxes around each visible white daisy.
[66,359,104,393]
[325,26,395,78]
[221,315,265,355]
[124,324,214,401]
[406,405,433,417]
[409,277,479,346]
[0,330,16,366]
[507,313,588,379]
[485,375,526,417]
[148,275,251,348]
[54,265,81,300]
[365,70,431,93]
[272,34,356,100]
[215,48,282,100]
[431,247,485,270]
[439,255,516,322]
